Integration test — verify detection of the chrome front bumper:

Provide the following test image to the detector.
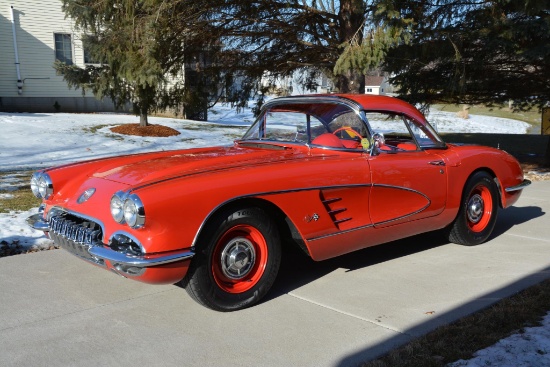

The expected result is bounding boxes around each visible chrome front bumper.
[26,213,194,268]
[505,179,531,193]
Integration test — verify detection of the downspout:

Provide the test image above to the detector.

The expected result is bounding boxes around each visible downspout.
[10,5,23,95]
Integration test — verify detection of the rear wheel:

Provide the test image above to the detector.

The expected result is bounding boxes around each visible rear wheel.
[447,171,499,246]
[182,206,281,311]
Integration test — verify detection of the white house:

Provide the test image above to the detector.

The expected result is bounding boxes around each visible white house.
[364,75,394,95]
[1,1,119,112]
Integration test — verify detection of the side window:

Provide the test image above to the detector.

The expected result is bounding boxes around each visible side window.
[366,112,418,151]
[403,116,445,148]
[54,33,73,65]
[261,111,312,142]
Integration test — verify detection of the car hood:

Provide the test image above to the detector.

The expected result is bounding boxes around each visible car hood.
[91,144,305,187]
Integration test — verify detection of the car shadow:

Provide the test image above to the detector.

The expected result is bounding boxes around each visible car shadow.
[267,204,544,302]
[490,205,545,239]
[269,230,448,300]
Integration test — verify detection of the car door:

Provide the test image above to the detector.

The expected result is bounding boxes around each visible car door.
[368,151,447,227]
[365,113,447,228]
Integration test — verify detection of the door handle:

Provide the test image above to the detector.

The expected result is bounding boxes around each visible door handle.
[428,160,446,166]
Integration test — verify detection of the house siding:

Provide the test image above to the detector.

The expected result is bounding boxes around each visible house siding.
[0,1,120,112]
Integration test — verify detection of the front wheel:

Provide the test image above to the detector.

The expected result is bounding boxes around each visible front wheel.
[447,171,499,246]
[182,206,281,311]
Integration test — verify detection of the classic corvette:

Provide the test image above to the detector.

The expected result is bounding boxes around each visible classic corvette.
[27,94,530,311]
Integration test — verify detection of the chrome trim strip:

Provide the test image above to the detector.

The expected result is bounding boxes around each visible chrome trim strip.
[88,246,194,267]
[191,183,374,246]
[505,179,531,193]
[192,182,432,246]
[307,223,375,241]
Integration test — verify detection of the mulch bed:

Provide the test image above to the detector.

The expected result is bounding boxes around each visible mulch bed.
[110,123,180,137]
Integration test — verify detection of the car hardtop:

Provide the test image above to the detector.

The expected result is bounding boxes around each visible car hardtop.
[261,94,428,125]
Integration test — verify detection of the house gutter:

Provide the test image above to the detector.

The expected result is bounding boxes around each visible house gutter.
[9,5,23,95]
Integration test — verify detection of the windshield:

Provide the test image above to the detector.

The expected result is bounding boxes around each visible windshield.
[241,101,370,149]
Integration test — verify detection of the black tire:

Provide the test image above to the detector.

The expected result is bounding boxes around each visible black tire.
[447,171,499,246]
[182,206,281,311]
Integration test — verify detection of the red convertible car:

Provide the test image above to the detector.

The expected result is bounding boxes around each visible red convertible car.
[27,94,530,311]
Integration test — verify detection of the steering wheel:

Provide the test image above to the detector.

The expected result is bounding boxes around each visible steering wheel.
[332,126,364,140]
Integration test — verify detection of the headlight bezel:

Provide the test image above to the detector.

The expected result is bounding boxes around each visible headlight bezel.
[123,194,145,229]
[110,191,145,229]
[30,172,53,199]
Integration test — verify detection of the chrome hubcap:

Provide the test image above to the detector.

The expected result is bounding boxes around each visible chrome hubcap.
[220,237,256,280]
[467,194,484,224]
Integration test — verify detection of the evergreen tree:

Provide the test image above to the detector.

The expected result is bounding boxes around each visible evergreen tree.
[381,0,550,111]
[55,0,169,126]
[152,0,406,100]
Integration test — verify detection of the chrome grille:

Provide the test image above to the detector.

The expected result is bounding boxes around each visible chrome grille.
[49,212,104,264]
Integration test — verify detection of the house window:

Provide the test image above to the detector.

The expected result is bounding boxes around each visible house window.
[54,33,73,65]
[82,37,100,64]
[366,88,373,92]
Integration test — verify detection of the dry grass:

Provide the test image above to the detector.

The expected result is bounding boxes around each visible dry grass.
[0,171,41,214]
[363,279,550,367]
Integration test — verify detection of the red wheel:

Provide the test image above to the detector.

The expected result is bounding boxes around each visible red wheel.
[211,224,268,293]
[466,184,493,232]
[182,207,281,311]
[447,171,499,246]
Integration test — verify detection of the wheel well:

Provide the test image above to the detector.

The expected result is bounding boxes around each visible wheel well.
[195,198,311,257]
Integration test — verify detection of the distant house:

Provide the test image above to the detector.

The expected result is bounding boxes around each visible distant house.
[1,1,121,113]
[364,75,394,95]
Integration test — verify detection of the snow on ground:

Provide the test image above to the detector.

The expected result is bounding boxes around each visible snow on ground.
[447,312,550,367]
[0,102,545,366]
[0,112,247,171]
[427,110,531,134]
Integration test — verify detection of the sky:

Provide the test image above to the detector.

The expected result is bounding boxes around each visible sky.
[0,102,547,366]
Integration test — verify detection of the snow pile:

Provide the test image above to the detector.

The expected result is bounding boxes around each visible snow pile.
[427,111,531,134]
[448,312,550,367]
[0,208,54,252]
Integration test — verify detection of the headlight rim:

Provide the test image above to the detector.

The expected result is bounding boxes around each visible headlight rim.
[122,193,145,229]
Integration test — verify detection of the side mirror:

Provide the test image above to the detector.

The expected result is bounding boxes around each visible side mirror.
[371,132,385,156]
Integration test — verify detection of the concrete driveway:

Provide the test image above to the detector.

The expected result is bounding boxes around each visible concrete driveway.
[1,181,548,367]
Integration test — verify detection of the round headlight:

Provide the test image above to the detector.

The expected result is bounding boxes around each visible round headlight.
[123,194,145,228]
[30,173,41,198]
[110,193,125,223]
[31,172,53,199]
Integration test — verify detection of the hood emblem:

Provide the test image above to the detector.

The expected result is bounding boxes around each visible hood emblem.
[77,188,96,204]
